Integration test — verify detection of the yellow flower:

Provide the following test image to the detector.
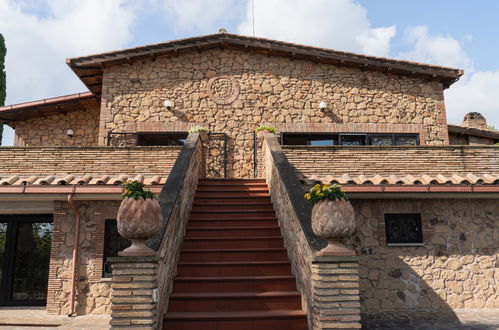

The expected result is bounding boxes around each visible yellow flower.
[304,193,311,200]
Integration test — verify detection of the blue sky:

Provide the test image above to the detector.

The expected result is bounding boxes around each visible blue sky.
[1,0,498,145]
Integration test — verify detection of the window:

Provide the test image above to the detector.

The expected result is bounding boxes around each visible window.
[281,133,419,146]
[103,220,131,277]
[384,213,423,245]
[137,132,188,146]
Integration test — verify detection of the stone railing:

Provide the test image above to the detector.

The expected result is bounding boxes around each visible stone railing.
[0,146,181,176]
[262,134,361,329]
[109,133,203,329]
[283,145,499,177]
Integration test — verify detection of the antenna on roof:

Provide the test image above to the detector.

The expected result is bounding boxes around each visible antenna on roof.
[252,0,256,36]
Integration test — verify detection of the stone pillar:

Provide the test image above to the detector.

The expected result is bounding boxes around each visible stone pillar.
[311,256,361,329]
[109,257,160,329]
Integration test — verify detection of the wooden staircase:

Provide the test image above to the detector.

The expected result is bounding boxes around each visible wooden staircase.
[163,179,308,330]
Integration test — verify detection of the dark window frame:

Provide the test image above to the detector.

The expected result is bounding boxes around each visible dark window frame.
[102,219,131,278]
[280,132,419,146]
[384,213,424,246]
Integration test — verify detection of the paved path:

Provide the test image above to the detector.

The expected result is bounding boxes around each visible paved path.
[0,307,110,329]
[362,309,499,330]
[1,307,498,329]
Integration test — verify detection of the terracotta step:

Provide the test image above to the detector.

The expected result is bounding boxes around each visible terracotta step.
[182,237,284,249]
[192,203,274,212]
[190,211,276,219]
[199,179,266,184]
[176,261,293,276]
[168,291,302,312]
[194,196,272,204]
[196,185,268,192]
[188,218,278,227]
[185,227,281,238]
[163,310,308,330]
[179,248,289,262]
[195,191,271,198]
[172,275,297,293]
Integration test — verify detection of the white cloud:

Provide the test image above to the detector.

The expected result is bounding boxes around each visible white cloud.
[398,25,471,69]
[445,70,499,127]
[161,0,242,32]
[237,0,396,57]
[0,0,136,145]
[356,26,396,57]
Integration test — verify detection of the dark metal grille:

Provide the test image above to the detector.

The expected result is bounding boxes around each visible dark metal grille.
[205,133,227,179]
[385,213,423,244]
[106,132,138,146]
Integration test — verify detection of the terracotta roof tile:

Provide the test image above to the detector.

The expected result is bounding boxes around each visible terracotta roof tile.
[302,173,499,186]
[0,174,166,186]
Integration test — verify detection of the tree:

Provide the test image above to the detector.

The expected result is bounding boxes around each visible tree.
[0,33,5,145]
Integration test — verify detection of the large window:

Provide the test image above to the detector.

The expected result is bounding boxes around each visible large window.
[137,132,188,146]
[281,133,419,146]
[0,215,53,306]
[103,220,131,277]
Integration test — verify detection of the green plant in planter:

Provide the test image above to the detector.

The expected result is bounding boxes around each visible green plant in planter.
[188,126,209,134]
[304,183,348,204]
[255,126,277,133]
[122,180,156,200]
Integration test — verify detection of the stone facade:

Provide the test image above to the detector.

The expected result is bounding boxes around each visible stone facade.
[346,198,498,311]
[47,201,120,315]
[13,108,99,147]
[100,47,449,178]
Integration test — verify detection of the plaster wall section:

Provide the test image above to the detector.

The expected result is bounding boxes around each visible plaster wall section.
[13,108,100,147]
[99,48,449,178]
[347,198,498,312]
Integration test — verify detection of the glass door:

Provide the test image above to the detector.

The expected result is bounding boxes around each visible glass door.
[0,215,53,306]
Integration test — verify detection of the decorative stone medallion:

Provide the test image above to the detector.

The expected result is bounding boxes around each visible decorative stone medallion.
[206,75,240,105]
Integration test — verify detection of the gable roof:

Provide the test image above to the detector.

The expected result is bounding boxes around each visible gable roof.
[67,32,464,97]
[0,92,99,122]
[448,124,499,141]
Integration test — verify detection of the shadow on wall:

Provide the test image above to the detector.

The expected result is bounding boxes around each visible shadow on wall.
[343,199,498,329]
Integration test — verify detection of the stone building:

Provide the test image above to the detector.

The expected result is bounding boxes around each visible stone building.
[0,32,497,329]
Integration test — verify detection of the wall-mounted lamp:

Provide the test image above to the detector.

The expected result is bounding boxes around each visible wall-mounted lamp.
[164,100,174,110]
[319,101,327,110]
[66,129,74,137]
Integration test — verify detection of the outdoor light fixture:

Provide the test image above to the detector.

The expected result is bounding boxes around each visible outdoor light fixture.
[66,129,74,137]
[164,100,174,109]
[319,101,327,110]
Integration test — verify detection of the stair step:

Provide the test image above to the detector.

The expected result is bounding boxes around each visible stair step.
[188,219,278,227]
[182,237,284,249]
[194,196,272,204]
[192,203,274,211]
[197,186,268,192]
[195,192,271,198]
[163,310,308,330]
[168,291,302,312]
[180,248,289,262]
[190,212,276,219]
[173,276,297,292]
[176,261,293,276]
[199,179,266,185]
[185,227,281,238]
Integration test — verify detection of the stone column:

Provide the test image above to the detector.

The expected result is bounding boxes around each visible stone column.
[109,256,160,329]
[311,256,361,329]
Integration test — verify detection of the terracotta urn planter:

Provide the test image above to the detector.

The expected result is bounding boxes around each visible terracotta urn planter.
[311,198,356,256]
[117,197,162,256]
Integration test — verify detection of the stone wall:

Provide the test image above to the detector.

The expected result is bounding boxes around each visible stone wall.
[13,108,99,147]
[47,200,120,315]
[0,146,180,176]
[100,47,449,178]
[346,198,498,311]
[284,145,499,177]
